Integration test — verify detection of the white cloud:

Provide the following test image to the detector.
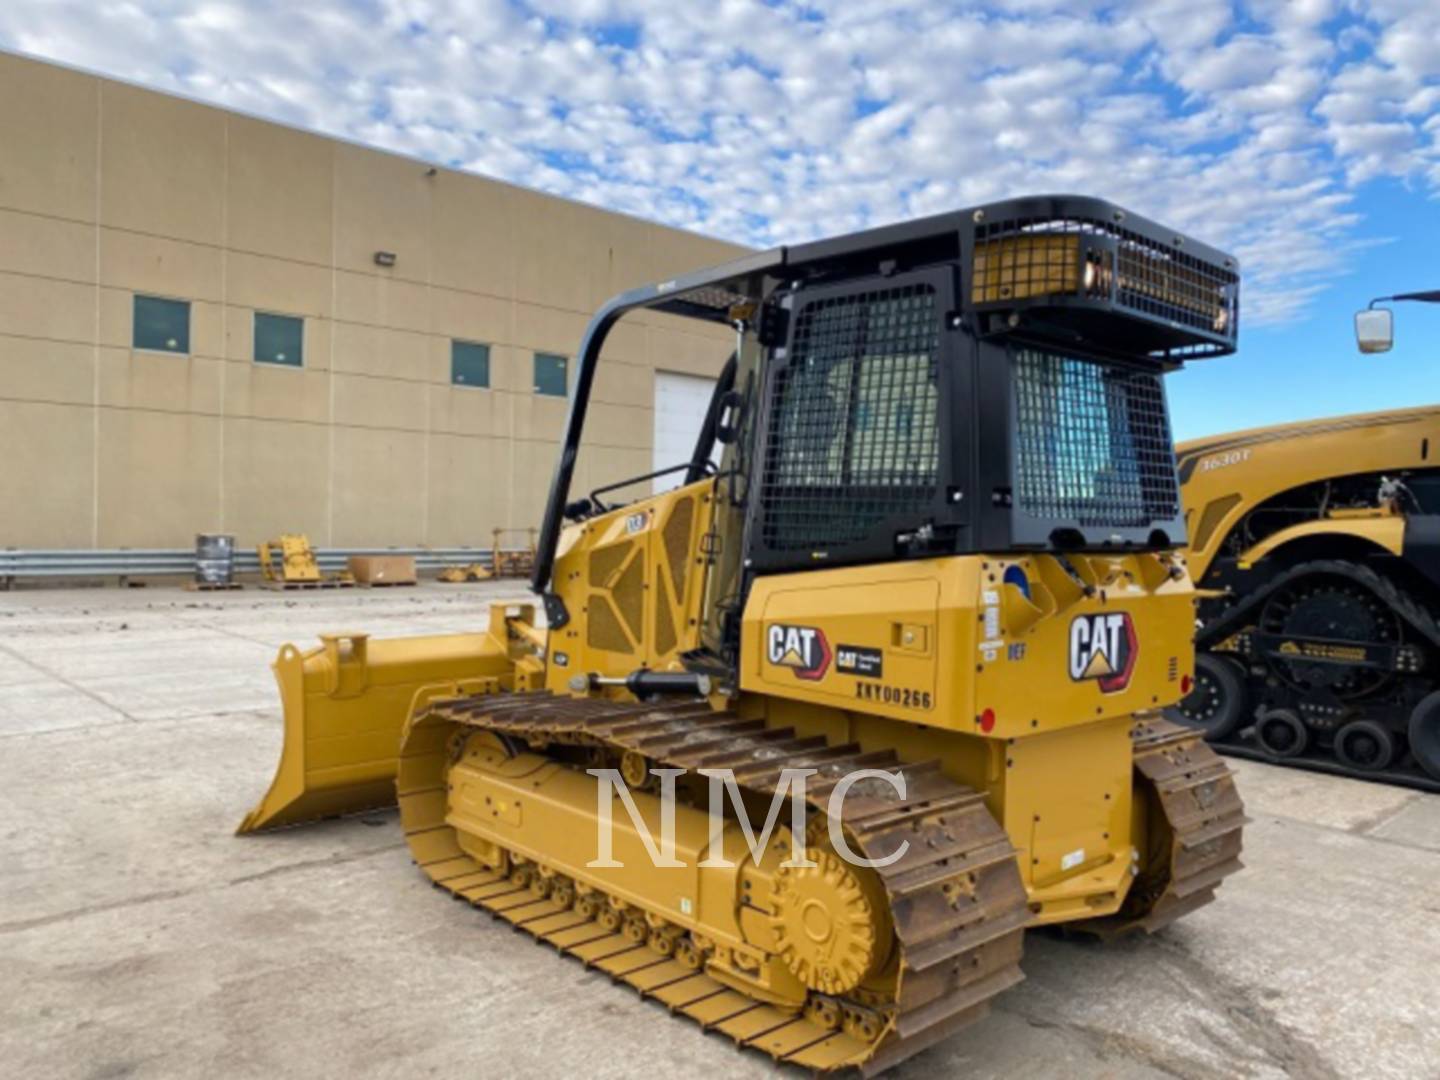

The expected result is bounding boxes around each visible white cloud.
[1,0,1436,325]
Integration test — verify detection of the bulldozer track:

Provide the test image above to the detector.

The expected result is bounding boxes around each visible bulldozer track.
[400,691,1030,1074]
[1077,716,1247,937]
[397,694,1242,1073]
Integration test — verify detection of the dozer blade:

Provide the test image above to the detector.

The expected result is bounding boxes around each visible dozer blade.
[238,611,529,834]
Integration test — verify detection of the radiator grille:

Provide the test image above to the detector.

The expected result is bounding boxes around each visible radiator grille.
[654,575,677,656]
[1013,349,1179,527]
[662,497,694,605]
[759,284,940,552]
[587,597,633,653]
[612,556,645,639]
[589,541,633,588]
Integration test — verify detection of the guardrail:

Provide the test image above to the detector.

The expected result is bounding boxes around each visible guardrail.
[0,547,518,583]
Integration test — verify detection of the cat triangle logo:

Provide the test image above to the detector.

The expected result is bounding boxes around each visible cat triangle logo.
[1081,649,1114,679]
[766,624,832,681]
[1068,612,1137,693]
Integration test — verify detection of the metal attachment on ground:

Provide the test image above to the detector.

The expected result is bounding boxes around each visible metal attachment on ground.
[438,563,493,583]
[257,534,355,590]
[491,528,538,578]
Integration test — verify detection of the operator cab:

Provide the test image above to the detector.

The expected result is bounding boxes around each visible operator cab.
[537,195,1240,662]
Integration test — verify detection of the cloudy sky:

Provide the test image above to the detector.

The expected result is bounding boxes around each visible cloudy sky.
[3,1,1437,436]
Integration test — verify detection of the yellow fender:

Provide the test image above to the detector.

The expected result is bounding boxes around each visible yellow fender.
[237,603,538,833]
[1235,515,1404,570]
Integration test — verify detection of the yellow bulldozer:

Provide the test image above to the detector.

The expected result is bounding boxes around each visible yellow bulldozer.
[240,195,1247,1073]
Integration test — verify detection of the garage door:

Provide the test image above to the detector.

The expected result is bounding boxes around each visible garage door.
[653,370,717,494]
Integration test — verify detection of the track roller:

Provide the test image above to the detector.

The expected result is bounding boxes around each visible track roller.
[1255,709,1308,758]
[1333,719,1397,773]
[1408,691,1440,781]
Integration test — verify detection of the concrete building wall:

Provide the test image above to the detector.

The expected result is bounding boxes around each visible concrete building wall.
[0,50,744,550]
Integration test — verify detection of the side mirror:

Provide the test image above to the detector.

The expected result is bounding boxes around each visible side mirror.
[1355,307,1394,354]
[714,390,745,445]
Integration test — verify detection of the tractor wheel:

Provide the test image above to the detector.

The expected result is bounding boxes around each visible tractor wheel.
[1333,719,1397,773]
[1408,691,1440,781]
[1171,653,1249,741]
[1255,709,1309,758]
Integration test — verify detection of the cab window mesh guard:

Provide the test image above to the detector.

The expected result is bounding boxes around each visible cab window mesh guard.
[760,284,940,551]
[1013,349,1179,527]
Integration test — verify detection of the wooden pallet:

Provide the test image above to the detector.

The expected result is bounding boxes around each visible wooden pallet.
[356,580,417,588]
[262,579,355,591]
[185,581,243,592]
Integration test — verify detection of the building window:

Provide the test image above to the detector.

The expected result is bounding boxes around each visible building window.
[534,352,568,397]
[254,312,304,367]
[451,340,490,388]
[133,295,190,354]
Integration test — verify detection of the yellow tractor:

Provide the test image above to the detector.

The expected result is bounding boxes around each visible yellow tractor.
[240,196,1247,1073]
[1174,405,1440,791]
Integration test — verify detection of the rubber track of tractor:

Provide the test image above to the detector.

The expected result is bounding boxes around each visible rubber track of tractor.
[1197,558,1440,653]
[1194,557,1440,793]
[398,696,1242,1073]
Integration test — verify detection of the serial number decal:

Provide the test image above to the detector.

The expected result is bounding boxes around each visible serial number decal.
[1198,449,1250,472]
[836,645,883,678]
[854,682,933,710]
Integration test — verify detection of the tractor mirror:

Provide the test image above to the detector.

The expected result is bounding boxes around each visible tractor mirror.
[1355,308,1394,354]
[714,390,745,444]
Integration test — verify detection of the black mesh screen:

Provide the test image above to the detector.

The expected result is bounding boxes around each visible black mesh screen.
[971,213,1239,358]
[1012,349,1179,527]
[759,284,940,552]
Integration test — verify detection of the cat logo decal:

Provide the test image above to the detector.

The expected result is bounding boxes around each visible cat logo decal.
[766,624,832,681]
[1068,613,1138,693]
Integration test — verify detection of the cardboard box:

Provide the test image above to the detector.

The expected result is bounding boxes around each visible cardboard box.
[347,554,417,585]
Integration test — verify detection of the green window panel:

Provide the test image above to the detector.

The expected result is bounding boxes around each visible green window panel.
[254,312,304,367]
[534,352,568,397]
[451,340,491,388]
[133,295,190,354]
